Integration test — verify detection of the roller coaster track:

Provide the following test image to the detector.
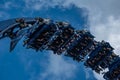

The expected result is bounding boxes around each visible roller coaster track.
[0,17,120,80]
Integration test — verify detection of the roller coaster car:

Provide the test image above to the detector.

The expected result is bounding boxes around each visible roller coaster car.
[48,36,64,49]
[57,33,80,54]
[104,60,120,80]
[84,41,114,72]
[80,41,96,57]
[15,18,28,29]
[27,18,51,37]
[36,24,56,41]
[66,32,94,61]
[25,24,44,45]
[99,53,118,69]
[26,23,57,51]
[89,41,113,58]
[47,26,74,54]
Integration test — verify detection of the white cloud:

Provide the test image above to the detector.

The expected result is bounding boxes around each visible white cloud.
[39,52,77,80]
[24,0,65,10]
[84,68,91,80]
[90,16,120,54]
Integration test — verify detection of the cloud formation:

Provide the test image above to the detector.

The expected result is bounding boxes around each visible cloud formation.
[24,0,65,10]
[39,52,77,80]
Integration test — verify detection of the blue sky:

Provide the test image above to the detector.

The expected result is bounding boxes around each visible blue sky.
[0,0,120,80]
